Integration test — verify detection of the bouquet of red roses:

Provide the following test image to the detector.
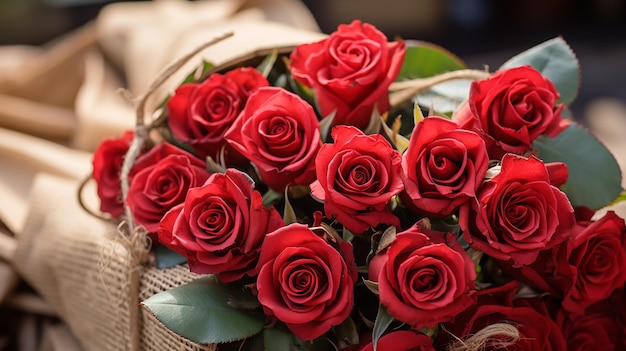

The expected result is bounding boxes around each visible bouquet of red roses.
[91,21,626,351]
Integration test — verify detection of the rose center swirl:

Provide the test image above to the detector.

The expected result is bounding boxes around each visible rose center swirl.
[492,183,549,245]
[334,40,369,70]
[335,153,381,194]
[148,166,190,204]
[258,116,303,159]
[192,198,239,250]
[280,258,329,307]
[584,239,615,275]
[424,142,467,187]
[398,256,456,310]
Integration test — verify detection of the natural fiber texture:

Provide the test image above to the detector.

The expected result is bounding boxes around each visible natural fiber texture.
[13,174,215,350]
[446,323,520,351]
[140,265,216,351]
[15,174,132,350]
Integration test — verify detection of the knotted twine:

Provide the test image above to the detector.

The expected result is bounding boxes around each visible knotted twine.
[445,323,521,351]
[117,32,234,351]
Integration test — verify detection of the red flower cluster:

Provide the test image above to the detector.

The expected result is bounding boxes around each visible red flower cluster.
[168,67,269,162]
[91,20,625,350]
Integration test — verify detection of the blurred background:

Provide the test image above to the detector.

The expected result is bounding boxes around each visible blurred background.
[0,0,625,120]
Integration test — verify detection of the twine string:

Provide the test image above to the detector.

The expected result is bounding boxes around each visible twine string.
[116,32,234,351]
[388,69,491,108]
[446,323,521,351]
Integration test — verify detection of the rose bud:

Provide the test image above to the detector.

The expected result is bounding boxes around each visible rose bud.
[453,65,568,159]
[459,154,575,267]
[255,223,356,341]
[310,125,403,234]
[167,67,268,163]
[126,142,210,237]
[158,169,283,282]
[92,130,134,217]
[290,20,406,130]
[225,87,321,193]
[369,226,476,329]
[401,116,488,218]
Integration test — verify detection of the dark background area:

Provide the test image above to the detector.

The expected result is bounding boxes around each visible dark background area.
[0,0,625,120]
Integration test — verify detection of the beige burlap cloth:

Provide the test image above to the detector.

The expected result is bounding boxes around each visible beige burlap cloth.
[0,1,323,350]
[0,0,319,152]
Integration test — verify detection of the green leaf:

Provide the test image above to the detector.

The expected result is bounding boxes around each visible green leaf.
[142,276,264,344]
[206,155,226,174]
[262,189,283,209]
[414,102,425,125]
[609,190,626,207]
[274,73,289,89]
[342,227,354,242]
[415,79,472,116]
[154,245,187,269]
[287,71,315,105]
[500,37,580,105]
[182,60,215,84]
[362,278,380,295]
[334,317,360,349]
[418,326,438,338]
[283,186,297,225]
[263,327,328,351]
[372,304,394,351]
[397,41,467,80]
[319,111,337,143]
[380,115,410,153]
[533,123,623,209]
[256,50,279,78]
[363,104,383,135]
[375,226,397,254]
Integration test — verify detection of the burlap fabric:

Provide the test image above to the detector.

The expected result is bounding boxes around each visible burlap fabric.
[13,168,212,350]
[11,167,220,350]
[0,0,319,152]
[0,1,323,350]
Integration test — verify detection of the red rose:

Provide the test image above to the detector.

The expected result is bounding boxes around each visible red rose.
[223,67,270,97]
[499,246,572,299]
[255,223,356,341]
[360,331,435,351]
[459,154,574,267]
[562,211,626,314]
[400,116,488,217]
[167,67,268,161]
[453,66,568,159]
[92,130,134,217]
[369,226,476,329]
[557,307,624,351]
[503,212,626,315]
[310,125,403,234]
[290,20,406,130]
[127,143,210,235]
[158,169,283,282]
[609,287,626,330]
[224,87,321,192]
